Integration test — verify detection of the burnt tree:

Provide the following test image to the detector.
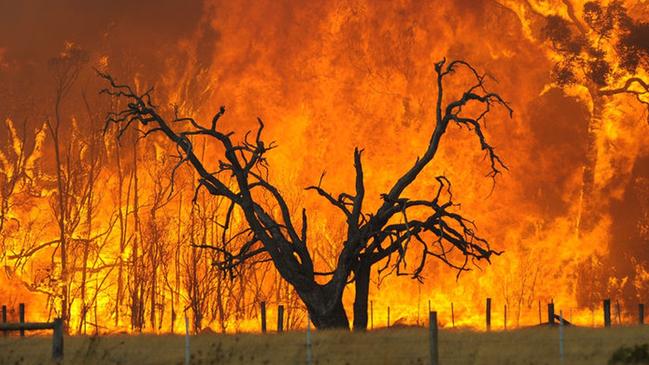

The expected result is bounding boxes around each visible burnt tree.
[540,0,649,232]
[99,59,510,330]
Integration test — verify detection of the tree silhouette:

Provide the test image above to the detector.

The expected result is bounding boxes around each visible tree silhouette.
[47,42,89,332]
[540,0,649,232]
[99,58,509,330]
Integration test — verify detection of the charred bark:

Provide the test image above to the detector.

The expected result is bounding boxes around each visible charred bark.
[300,285,349,329]
[352,259,371,331]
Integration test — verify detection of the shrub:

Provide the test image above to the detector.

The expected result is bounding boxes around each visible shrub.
[609,344,649,364]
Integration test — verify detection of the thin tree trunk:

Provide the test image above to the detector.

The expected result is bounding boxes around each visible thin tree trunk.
[50,93,69,333]
[79,112,98,334]
[149,209,157,331]
[115,138,126,328]
[79,154,94,334]
[131,136,144,332]
[171,192,182,333]
[190,202,202,332]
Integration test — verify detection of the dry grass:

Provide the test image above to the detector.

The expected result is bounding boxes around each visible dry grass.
[2,325,649,364]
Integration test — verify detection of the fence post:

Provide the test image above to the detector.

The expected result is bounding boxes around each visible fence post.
[277,305,284,333]
[52,318,63,361]
[604,299,611,327]
[370,300,374,330]
[559,310,564,364]
[538,300,542,325]
[260,301,267,333]
[19,303,25,337]
[387,306,390,328]
[486,298,491,331]
[616,300,622,325]
[306,314,312,365]
[429,311,439,365]
[417,285,421,326]
[548,303,555,325]
[504,305,507,330]
[640,304,645,325]
[451,302,455,328]
[2,305,6,337]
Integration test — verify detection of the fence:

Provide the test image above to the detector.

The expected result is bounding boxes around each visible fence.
[257,298,646,335]
[174,306,645,365]
[0,303,64,361]
[2,299,646,364]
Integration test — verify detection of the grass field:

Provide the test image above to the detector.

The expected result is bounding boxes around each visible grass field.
[2,325,649,364]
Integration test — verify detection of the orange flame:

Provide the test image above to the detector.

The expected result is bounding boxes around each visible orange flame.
[0,0,648,333]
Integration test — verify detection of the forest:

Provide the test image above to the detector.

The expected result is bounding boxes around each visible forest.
[0,0,648,338]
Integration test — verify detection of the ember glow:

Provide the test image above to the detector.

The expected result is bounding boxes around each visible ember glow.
[0,0,648,334]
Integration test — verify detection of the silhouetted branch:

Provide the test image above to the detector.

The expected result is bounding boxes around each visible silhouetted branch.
[99,58,509,329]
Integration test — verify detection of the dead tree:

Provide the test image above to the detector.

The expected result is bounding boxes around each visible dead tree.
[0,118,46,251]
[99,58,510,330]
[47,43,88,331]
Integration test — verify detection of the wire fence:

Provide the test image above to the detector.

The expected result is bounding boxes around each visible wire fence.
[3,300,649,364]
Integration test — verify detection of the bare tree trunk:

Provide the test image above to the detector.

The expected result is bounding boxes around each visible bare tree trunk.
[51,93,69,332]
[149,209,157,331]
[171,192,182,333]
[78,154,94,334]
[304,292,349,329]
[215,206,229,333]
[352,260,371,331]
[79,97,98,334]
[189,203,202,332]
[298,283,349,329]
[114,137,127,328]
[47,44,86,333]
[578,88,605,234]
[131,137,144,332]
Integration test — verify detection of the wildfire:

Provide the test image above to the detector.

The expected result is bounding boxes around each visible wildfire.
[0,0,648,334]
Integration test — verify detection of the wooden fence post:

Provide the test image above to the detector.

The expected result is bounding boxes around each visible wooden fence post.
[0,319,64,360]
[260,301,267,333]
[538,300,542,325]
[429,311,439,365]
[19,303,25,337]
[52,318,63,361]
[640,303,645,325]
[486,298,491,331]
[548,303,555,325]
[559,310,564,363]
[504,305,507,330]
[2,305,6,337]
[370,300,374,330]
[387,306,390,328]
[451,302,455,328]
[277,305,284,333]
[417,285,421,326]
[604,299,611,327]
